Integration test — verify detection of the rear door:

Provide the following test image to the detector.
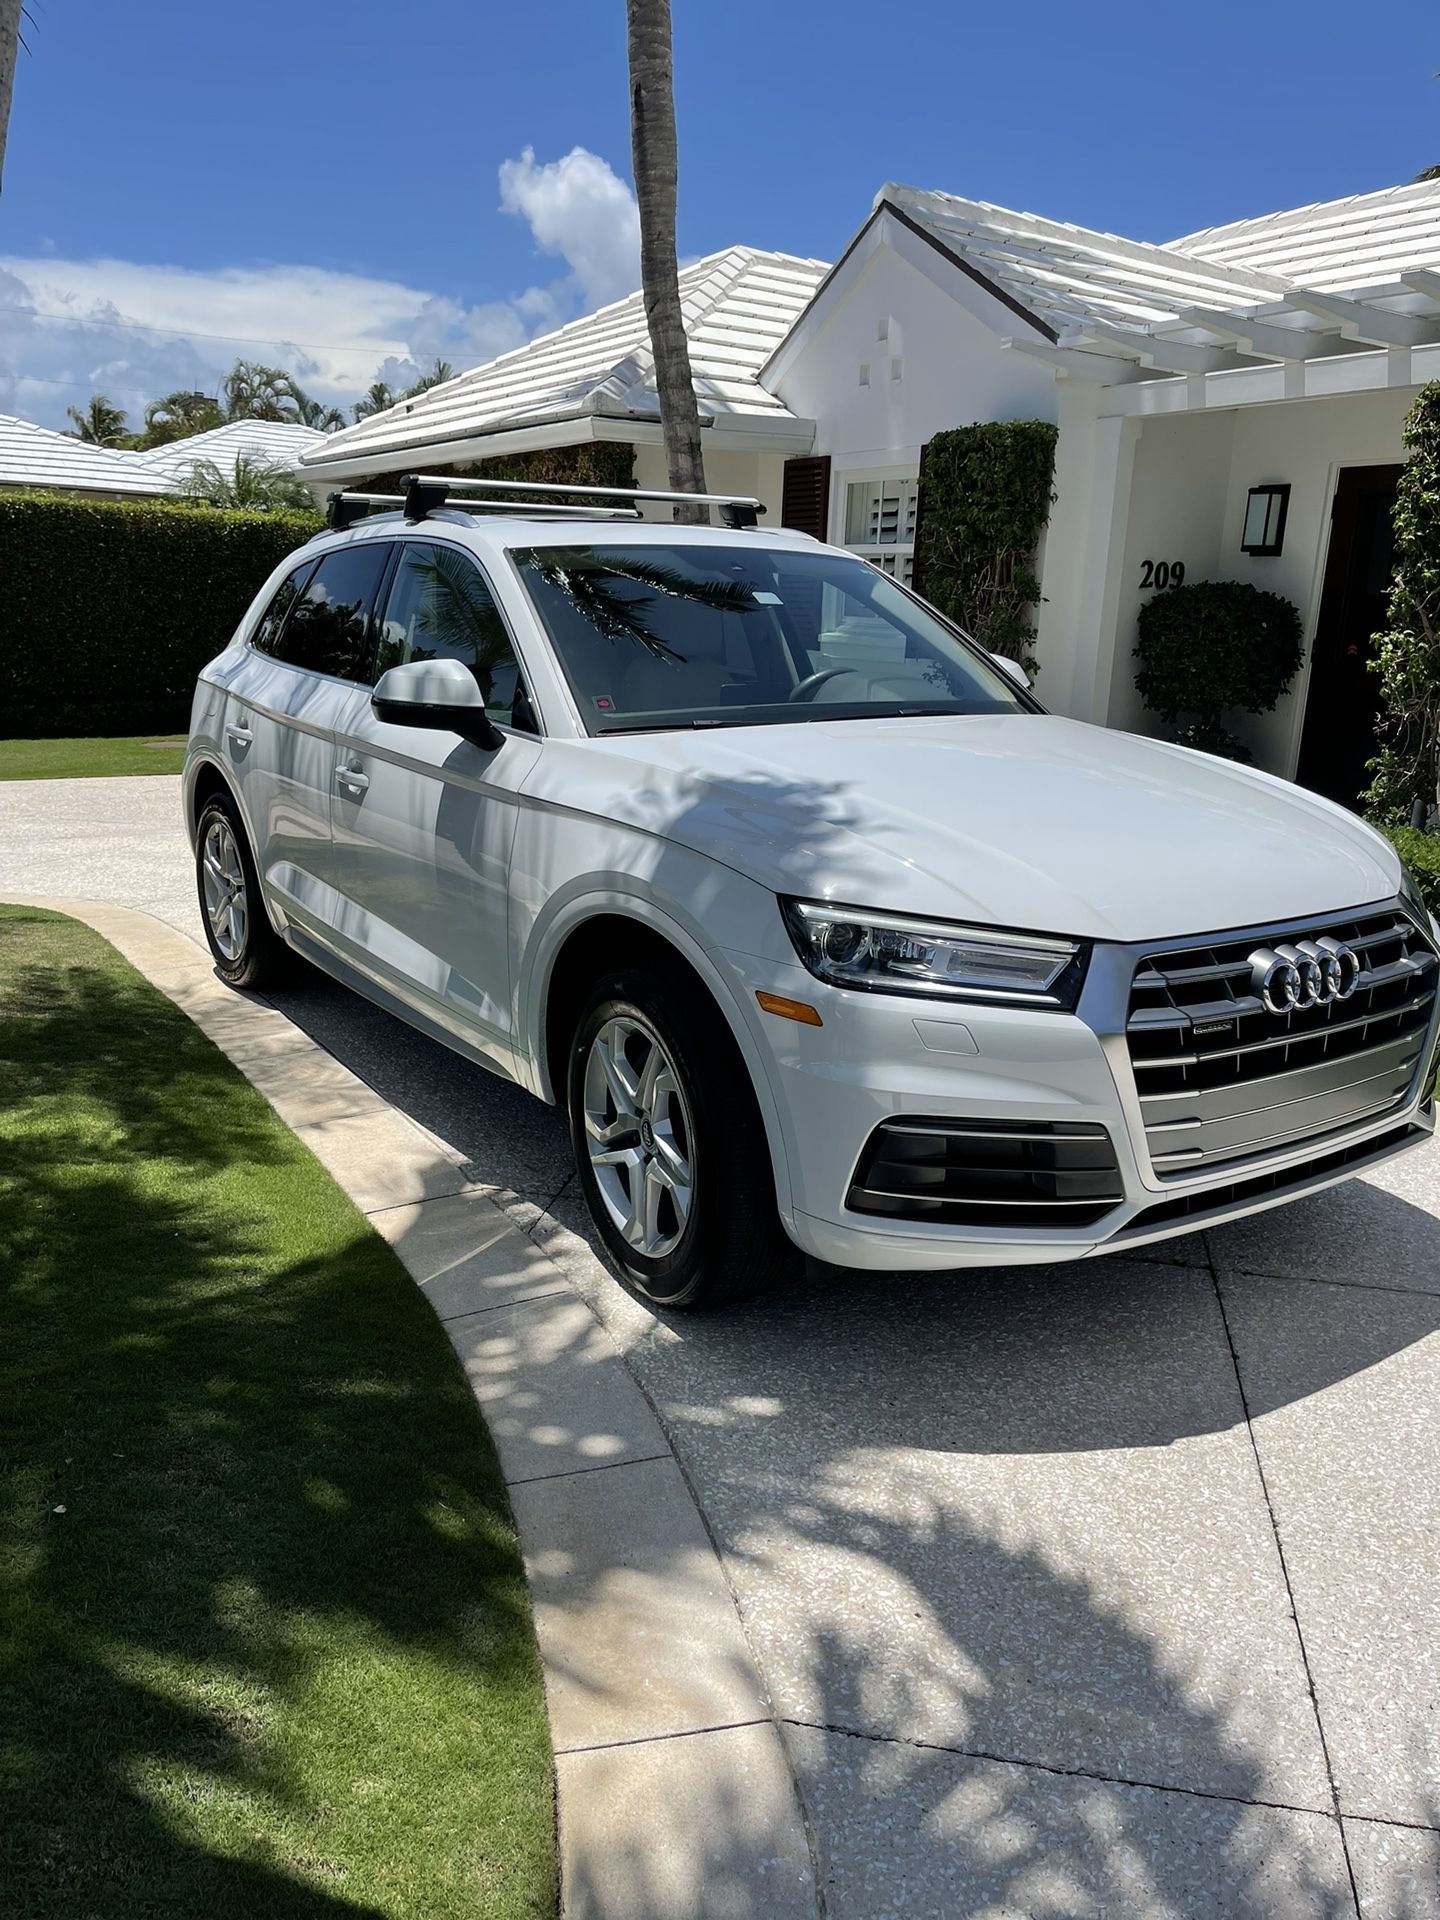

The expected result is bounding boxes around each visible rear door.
[327,538,542,1073]
[226,540,392,939]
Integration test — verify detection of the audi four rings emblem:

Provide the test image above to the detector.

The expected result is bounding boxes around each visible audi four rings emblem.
[1248,939,1362,1014]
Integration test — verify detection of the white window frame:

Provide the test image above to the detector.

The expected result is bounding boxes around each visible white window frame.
[837,468,920,585]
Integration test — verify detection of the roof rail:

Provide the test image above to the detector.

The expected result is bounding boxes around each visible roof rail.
[404,471,766,529]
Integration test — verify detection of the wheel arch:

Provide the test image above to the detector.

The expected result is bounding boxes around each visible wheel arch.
[531,899,796,1228]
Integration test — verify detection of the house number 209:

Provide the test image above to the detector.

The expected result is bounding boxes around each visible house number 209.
[1139,560,1186,590]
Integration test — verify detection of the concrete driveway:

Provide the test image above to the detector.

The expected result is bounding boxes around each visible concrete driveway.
[4,774,1438,1917]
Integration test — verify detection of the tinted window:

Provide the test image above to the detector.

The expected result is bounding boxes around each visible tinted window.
[274,543,391,681]
[376,542,525,725]
[510,544,1029,734]
[250,559,316,656]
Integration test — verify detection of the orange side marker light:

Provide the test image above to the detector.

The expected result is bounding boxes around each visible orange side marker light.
[756,990,823,1027]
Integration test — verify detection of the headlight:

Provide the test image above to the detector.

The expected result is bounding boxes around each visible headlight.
[780,898,1088,1009]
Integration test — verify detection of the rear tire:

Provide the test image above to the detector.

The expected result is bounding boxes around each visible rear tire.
[194,790,288,990]
[566,966,796,1309]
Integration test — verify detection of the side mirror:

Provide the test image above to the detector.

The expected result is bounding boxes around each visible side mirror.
[990,652,1031,691]
[371,658,505,751]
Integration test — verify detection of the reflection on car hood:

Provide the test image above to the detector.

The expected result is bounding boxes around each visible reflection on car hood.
[538,713,1400,943]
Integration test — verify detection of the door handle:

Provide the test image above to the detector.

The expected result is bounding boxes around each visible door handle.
[226,722,253,747]
[335,764,370,794]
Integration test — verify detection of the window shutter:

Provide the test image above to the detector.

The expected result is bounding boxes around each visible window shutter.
[780,455,831,540]
[910,442,931,597]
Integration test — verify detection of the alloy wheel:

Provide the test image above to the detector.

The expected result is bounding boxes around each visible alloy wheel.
[201,817,249,963]
[582,1014,695,1258]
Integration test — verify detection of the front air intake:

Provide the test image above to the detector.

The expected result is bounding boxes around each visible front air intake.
[846,1118,1124,1228]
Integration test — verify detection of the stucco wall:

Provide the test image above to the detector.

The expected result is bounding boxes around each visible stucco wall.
[1096,385,1414,774]
[631,441,785,525]
[771,243,1057,533]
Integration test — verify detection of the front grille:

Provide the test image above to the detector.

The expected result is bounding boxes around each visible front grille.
[847,1117,1124,1228]
[1118,1123,1424,1237]
[1126,906,1437,1178]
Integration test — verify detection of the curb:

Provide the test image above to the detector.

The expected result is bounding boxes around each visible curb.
[5,897,818,1920]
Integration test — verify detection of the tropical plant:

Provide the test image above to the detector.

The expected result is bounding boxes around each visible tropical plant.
[1365,380,1440,825]
[352,380,397,423]
[914,422,1058,672]
[405,358,454,397]
[1134,579,1303,761]
[286,381,347,432]
[175,453,314,512]
[138,390,226,448]
[0,0,25,193]
[64,395,129,447]
[625,0,706,521]
[222,360,302,423]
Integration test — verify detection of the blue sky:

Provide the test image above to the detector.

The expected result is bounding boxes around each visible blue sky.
[2,0,1437,427]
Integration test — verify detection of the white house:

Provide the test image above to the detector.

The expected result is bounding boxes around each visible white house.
[293,177,1440,811]
[296,247,829,515]
[763,179,1440,808]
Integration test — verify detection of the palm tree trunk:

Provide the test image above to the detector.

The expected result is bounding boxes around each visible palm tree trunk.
[0,0,22,193]
[626,0,708,523]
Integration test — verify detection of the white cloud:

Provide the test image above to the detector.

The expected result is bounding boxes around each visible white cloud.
[0,145,641,431]
[498,145,641,308]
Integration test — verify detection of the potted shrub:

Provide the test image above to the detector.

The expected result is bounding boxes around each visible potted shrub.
[1135,580,1303,761]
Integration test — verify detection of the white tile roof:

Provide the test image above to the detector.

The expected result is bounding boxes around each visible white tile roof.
[0,414,173,495]
[0,414,326,497]
[301,247,830,474]
[136,418,324,481]
[1172,179,1440,293]
[879,183,1292,340]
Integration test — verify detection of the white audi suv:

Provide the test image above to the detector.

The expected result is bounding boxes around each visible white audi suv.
[183,479,1440,1307]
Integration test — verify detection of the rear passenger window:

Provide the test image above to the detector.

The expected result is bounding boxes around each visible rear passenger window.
[376,543,524,724]
[250,559,316,656]
[274,543,392,682]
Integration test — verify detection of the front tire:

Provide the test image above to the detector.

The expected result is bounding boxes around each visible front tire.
[567,968,796,1309]
[194,791,288,989]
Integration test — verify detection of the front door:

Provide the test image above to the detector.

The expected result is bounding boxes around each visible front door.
[328,539,542,1076]
[1295,463,1402,810]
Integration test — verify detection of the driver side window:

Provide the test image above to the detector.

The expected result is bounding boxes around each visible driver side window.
[376,543,529,727]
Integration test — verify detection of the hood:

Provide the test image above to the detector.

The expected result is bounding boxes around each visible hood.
[541,713,1400,944]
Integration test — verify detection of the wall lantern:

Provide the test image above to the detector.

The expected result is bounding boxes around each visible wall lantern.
[1241,482,1290,557]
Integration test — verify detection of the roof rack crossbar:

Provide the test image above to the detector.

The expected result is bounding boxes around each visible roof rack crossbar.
[403,471,765,529]
[327,486,643,531]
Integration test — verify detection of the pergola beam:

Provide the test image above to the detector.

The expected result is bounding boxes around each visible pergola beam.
[1281,290,1432,349]
[1000,336,1142,383]
[1170,305,1330,362]
[1063,321,1240,375]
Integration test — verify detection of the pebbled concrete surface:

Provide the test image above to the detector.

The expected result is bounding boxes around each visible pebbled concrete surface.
[6,776,1440,1916]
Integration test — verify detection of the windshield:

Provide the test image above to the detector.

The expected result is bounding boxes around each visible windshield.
[508,543,1032,733]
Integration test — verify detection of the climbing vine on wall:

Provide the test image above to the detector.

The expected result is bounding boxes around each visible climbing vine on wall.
[355,441,637,503]
[1365,380,1440,826]
[913,421,1058,673]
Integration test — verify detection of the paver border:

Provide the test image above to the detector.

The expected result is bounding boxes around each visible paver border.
[4,895,820,1919]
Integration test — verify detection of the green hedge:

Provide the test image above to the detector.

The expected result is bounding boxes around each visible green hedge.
[0,491,321,737]
[1377,824,1440,917]
[914,422,1057,672]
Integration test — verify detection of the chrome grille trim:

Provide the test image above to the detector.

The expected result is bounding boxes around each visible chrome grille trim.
[1124,905,1438,1179]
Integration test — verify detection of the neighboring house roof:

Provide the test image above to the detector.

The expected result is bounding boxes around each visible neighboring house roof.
[137,418,325,481]
[0,413,173,496]
[1172,178,1440,293]
[0,414,327,498]
[300,247,830,480]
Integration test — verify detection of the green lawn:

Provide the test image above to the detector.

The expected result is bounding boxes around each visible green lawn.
[0,735,187,779]
[0,907,557,1919]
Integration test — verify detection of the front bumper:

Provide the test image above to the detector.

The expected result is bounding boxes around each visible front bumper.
[722,899,1440,1272]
